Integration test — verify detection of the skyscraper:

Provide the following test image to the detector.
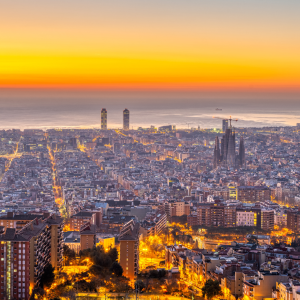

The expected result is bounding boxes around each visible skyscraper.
[123,108,130,130]
[222,119,229,132]
[101,108,107,129]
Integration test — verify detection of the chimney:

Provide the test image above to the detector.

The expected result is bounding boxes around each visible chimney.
[30,222,34,230]
[36,218,39,225]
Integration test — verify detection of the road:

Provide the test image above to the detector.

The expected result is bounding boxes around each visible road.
[76,293,191,300]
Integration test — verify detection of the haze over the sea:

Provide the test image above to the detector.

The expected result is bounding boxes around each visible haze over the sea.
[0,89,299,130]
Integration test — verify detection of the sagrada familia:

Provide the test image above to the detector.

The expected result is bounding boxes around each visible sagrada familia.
[213,128,246,169]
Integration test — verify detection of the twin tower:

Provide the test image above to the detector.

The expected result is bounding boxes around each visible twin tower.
[101,108,130,130]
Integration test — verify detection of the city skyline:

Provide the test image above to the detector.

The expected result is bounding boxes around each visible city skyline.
[1,1,300,300]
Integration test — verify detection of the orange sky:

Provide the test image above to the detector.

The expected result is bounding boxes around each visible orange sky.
[1,0,300,92]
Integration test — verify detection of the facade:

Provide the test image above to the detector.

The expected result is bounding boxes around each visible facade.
[274,211,287,228]
[101,108,107,130]
[123,108,130,130]
[80,222,96,251]
[261,209,275,231]
[0,229,31,300]
[98,236,115,251]
[224,206,237,227]
[197,203,237,228]
[287,210,300,232]
[236,209,260,227]
[210,204,225,227]
[119,219,139,280]
[69,211,97,231]
[64,231,81,254]
[238,186,271,202]
[197,204,211,227]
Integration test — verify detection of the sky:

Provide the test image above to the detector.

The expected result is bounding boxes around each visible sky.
[1,0,300,95]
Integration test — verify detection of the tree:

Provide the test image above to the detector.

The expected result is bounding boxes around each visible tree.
[40,264,55,289]
[201,279,222,300]
[166,281,179,294]
[247,235,258,245]
[135,280,145,292]
[29,287,45,300]
[63,245,76,259]
[110,262,123,277]
[63,245,76,265]
[89,264,104,276]
[108,247,118,262]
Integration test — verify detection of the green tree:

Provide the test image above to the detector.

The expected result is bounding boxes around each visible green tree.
[135,280,146,292]
[40,264,55,289]
[110,262,123,277]
[108,247,118,262]
[201,279,222,300]
[247,235,258,245]
[89,264,104,276]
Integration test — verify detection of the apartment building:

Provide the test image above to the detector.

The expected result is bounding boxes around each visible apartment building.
[196,203,236,228]
[165,244,188,269]
[238,186,271,202]
[287,210,300,232]
[274,211,287,228]
[221,272,244,298]
[261,210,275,231]
[98,236,115,251]
[140,210,167,238]
[210,204,225,227]
[0,212,44,232]
[0,229,31,300]
[243,270,288,300]
[224,206,237,227]
[236,208,261,228]
[164,201,190,220]
[119,219,140,280]
[277,280,300,300]
[0,214,64,300]
[197,204,211,227]
[69,211,98,231]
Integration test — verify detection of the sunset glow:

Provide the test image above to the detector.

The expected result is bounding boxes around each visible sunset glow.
[1,0,300,92]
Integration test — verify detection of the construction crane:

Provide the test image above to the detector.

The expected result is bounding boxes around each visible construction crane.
[212,116,238,128]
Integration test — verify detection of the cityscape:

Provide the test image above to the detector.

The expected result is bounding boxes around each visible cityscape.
[1,1,300,300]
[0,110,300,300]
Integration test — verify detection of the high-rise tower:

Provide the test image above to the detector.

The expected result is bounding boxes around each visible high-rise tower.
[123,108,130,130]
[101,108,107,129]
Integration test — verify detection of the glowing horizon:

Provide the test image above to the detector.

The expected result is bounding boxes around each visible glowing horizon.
[1,0,300,93]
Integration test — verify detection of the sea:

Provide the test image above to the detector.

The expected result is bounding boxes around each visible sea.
[0,89,299,130]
